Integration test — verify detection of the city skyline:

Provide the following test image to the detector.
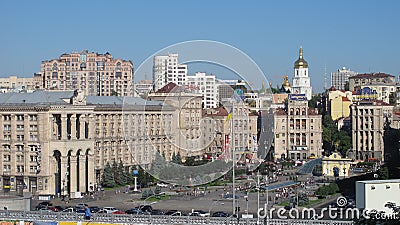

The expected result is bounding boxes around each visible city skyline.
[1,1,400,92]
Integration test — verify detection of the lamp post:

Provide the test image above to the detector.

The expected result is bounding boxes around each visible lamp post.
[133,169,139,192]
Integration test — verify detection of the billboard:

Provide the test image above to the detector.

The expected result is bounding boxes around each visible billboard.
[289,94,307,101]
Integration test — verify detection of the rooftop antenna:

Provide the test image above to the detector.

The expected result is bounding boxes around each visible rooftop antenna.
[324,64,327,90]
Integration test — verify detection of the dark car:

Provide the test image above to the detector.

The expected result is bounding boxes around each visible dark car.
[125,208,144,215]
[139,205,153,213]
[90,206,101,213]
[76,209,86,214]
[165,210,183,216]
[150,210,165,215]
[38,201,53,207]
[212,211,230,217]
[36,201,53,210]
[54,206,64,211]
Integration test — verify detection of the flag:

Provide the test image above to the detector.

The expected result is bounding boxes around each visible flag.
[225,108,233,123]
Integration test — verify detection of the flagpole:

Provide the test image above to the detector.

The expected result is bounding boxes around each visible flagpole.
[231,100,235,217]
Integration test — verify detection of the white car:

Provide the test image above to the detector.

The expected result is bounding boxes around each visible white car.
[157,183,168,188]
[62,207,75,213]
[103,207,118,214]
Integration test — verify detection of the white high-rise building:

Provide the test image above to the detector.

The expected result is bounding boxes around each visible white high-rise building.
[187,72,218,108]
[292,47,312,100]
[331,67,358,90]
[153,54,187,91]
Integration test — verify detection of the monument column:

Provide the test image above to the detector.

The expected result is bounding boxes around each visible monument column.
[71,114,77,140]
[61,114,67,140]
[79,115,86,140]
[78,154,87,192]
[69,155,78,193]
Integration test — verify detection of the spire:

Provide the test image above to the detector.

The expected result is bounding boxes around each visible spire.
[299,46,303,59]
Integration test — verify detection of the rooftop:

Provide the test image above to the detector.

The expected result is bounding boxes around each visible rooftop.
[349,73,394,79]
[357,179,400,184]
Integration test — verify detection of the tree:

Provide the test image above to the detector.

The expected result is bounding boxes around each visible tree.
[117,160,127,185]
[298,192,309,206]
[101,162,116,188]
[172,152,182,165]
[112,160,120,185]
[378,166,389,179]
[150,151,166,179]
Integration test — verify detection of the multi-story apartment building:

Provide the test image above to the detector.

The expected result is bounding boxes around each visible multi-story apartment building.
[152,54,187,92]
[330,67,358,91]
[147,82,204,159]
[292,47,312,100]
[217,80,248,102]
[187,72,218,108]
[273,95,323,160]
[135,79,153,97]
[326,88,353,121]
[39,50,134,96]
[0,90,174,197]
[202,105,258,162]
[348,73,395,92]
[350,100,394,162]
[0,76,35,93]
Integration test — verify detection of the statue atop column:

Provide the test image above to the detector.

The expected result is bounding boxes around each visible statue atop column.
[72,90,86,105]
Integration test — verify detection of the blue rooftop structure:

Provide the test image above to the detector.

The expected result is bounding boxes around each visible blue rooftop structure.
[296,158,322,174]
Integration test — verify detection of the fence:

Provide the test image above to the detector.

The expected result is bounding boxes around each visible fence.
[0,210,355,225]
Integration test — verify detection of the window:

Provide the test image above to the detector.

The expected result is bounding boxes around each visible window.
[30,166,37,173]
[16,115,24,121]
[3,115,11,121]
[16,165,24,173]
[3,165,10,172]
[16,125,24,131]
[16,135,24,141]
[29,145,37,152]
[30,125,38,131]
[29,115,37,121]
[30,155,37,162]
[3,155,10,162]
[3,125,11,131]
[4,134,11,141]
[16,145,24,151]
[30,135,38,141]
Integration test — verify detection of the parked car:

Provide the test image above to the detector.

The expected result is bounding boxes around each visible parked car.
[39,208,53,213]
[103,207,118,214]
[54,206,64,211]
[189,210,210,217]
[157,183,169,188]
[139,205,153,213]
[112,210,126,214]
[76,209,86,214]
[165,210,183,216]
[47,206,59,212]
[75,203,87,210]
[90,206,101,213]
[212,211,230,217]
[62,207,75,213]
[125,208,144,215]
[38,201,53,207]
[150,210,165,215]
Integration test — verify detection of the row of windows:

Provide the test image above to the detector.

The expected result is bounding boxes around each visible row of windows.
[2,165,37,173]
[2,115,37,121]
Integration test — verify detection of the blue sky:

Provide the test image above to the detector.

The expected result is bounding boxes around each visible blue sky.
[0,0,399,92]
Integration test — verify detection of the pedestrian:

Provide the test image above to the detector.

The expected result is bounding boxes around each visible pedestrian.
[84,204,91,220]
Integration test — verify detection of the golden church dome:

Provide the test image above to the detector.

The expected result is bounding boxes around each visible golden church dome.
[294,47,308,68]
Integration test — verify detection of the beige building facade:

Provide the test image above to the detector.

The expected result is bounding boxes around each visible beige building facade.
[202,105,258,162]
[39,50,134,96]
[273,97,323,161]
[0,76,35,92]
[0,91,174,197]
[350,101,394,162]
